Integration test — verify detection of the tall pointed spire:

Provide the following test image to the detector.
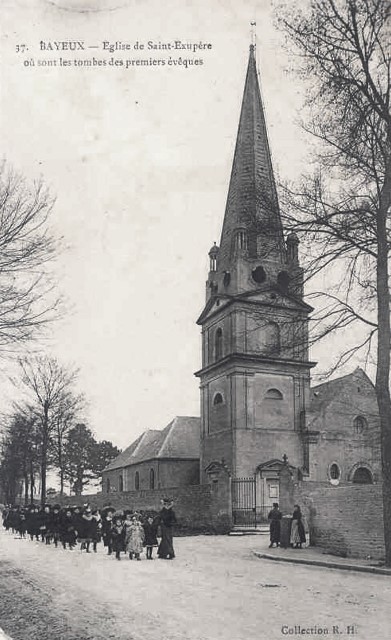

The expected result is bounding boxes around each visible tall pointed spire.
[218,45,286,272]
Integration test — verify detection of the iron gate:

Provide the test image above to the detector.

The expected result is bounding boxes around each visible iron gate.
[232,476,257,528]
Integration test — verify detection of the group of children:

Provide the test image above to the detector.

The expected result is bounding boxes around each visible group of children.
[2,502,166,561]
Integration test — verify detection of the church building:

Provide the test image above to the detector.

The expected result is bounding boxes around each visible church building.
[103,46,381,522]
[195,44,314,485]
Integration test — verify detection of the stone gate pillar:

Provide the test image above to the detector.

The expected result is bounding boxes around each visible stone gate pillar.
[279,454,295,515]
[205,459,233,533]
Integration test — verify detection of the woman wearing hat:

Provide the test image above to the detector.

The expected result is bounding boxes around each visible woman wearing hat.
[91,508,102,553]
[101,507,115,555]
[267,503,282,548]
[157,498,177,559]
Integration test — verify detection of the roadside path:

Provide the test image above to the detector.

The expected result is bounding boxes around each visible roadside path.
[0,530,390,640]
[251,537,391,575]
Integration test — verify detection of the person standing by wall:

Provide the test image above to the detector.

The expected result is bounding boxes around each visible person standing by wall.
[290,504,306,549]
[267,503,282,548]
[101,507,115,555]
[157,498,177,560]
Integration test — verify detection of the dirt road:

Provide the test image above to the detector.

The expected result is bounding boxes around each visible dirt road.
[0,530,390,640]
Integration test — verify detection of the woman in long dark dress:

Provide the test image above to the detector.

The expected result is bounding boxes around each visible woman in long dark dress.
[90,508,102,553]
[157,499,177,559]
[101,507,115,555]
[290,504,306,549]
[267,503,282,548]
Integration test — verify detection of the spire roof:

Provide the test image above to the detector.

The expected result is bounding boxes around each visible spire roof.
[218,45,286,270]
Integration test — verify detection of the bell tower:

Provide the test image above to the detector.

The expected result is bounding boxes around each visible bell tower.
[195,46,316,481]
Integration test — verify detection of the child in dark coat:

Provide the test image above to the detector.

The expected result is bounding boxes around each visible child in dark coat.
[51,505,61,548]
[78,507,95,552]
[143,515,158,560]
[59,509,77,549]
[29,506,41,541]
[18,509,27,538]
[102,508,114,555]
[39,505,52,544]
[110,516,125,560]
[91,509,102,553]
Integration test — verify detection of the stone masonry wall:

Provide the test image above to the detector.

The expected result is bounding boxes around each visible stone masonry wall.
[294,481,385,561]
[49,482,232,535]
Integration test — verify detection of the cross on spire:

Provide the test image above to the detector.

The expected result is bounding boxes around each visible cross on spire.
[250,21,257,47]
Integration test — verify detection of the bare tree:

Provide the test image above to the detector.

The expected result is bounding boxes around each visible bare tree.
[15,356,81,505]
[52,391,85,496]
[0,428,22,504]
[0,411,39,504]
[0,162,60,349]
[276,0,391,562]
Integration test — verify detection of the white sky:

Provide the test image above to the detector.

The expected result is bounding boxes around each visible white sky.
[0,0,370,450]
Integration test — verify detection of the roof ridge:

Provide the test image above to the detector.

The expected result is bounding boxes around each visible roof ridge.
[311,367,372,392]
[132,431,150,457]
[311,372,353,391]
[157,417,177,457]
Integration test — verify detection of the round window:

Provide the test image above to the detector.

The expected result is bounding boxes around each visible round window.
[329,463,341,485]
[252,265,266,284]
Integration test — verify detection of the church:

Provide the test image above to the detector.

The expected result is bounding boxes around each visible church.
[103,46,381,524]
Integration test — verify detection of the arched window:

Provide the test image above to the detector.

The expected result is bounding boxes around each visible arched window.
[264,322,280,354]
[213,392,224,405]
[150,468,155,490]
[209,243,218,272]
[119,475,123,492]
[352,467,373,484]
[353,416,367,433]
[215,328,223,360]
[265,388,283,400]
[329,463,340,480]
[135,471,140,490]
[106,478,110,494]
[277,271,290,291]
[236,230,248,250]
